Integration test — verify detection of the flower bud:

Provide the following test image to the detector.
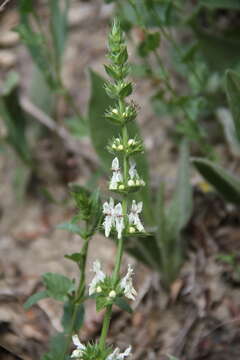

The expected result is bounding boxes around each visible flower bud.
[128,139,135,146]
[117,144,124,151]
[118,184,125,190]
[127,179,135,187]
[129,226,135,233]
[96,286,102,293]
[109,290,117,298]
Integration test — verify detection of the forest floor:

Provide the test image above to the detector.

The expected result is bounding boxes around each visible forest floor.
[0,1,240,360]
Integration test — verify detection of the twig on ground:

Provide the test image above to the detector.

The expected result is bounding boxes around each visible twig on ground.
[20,96,98,165]
[0,0,11,12]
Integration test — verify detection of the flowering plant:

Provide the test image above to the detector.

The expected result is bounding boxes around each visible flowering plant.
[69,18,146,360]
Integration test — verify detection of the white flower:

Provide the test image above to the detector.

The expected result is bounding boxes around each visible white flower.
[103,198,115,237]
[71,335,86,358]
[128,200,144,232]
[107,346,132,360]
[89,260,106,295]
[110,157,123,190]
[120,265,137,301]
[128,160,138,180]
[128,160,145,186]
[114,203,124,239]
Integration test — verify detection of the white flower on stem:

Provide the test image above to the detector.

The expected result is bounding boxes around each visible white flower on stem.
[110,157,123,190]
[71,335,86,358]
[114,203,124,239]
[89,260,106,295]
[128,160,138,180]
[120,265,137,301]
[103,197,115,237]
[128,160,145,187]
[107,346,132,360]
[128,200,144,232]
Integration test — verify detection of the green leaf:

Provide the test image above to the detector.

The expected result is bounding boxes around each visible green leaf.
[194,28,240,72]
[192,158,240,204]
[114,297,133,313]
[64,252,83,264]
[42,273,74,301]
[56,222,83,236]
[0,72,32,165]
[66,115,89,138]
[61,302,84,332]
[49,0,69,61]
[225,70,240,144]
[167,140,193,235]
[41,332,68,360]
[217,108,240,156]
[200,0,240,9]
[88,70,153,224]
[96,296,109,312]
[24,290,49,309]
[138,32,160,57]
[15,21,57,89]
[19,0,34,13]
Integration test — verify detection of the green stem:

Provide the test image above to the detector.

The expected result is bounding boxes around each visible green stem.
[62,227,90,359]
[99,305,112,351]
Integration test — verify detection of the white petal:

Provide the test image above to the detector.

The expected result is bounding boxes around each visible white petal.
[72,335,83,348]
[112,157,119,171]
[89,260,106,295]
[137,201,143,213]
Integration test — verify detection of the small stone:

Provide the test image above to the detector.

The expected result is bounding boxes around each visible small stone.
[0,31,19,47]
[0,50,16,68]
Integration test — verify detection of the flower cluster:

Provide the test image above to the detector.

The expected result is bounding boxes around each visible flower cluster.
[89,260,137,302]
[109,157,145,192]
[71,335,132,360]
[102,197,144,238]
[108,136,144,156]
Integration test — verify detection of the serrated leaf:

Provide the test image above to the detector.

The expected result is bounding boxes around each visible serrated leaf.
[225,70,240,144]
[56,222,83,236]
[42,273,74,301]
[200,0,240,9]
[61,302,84,332]
[24,290,48,309]
[192,158,240,204]
[114,297,133,313]
[96,296,109,312]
